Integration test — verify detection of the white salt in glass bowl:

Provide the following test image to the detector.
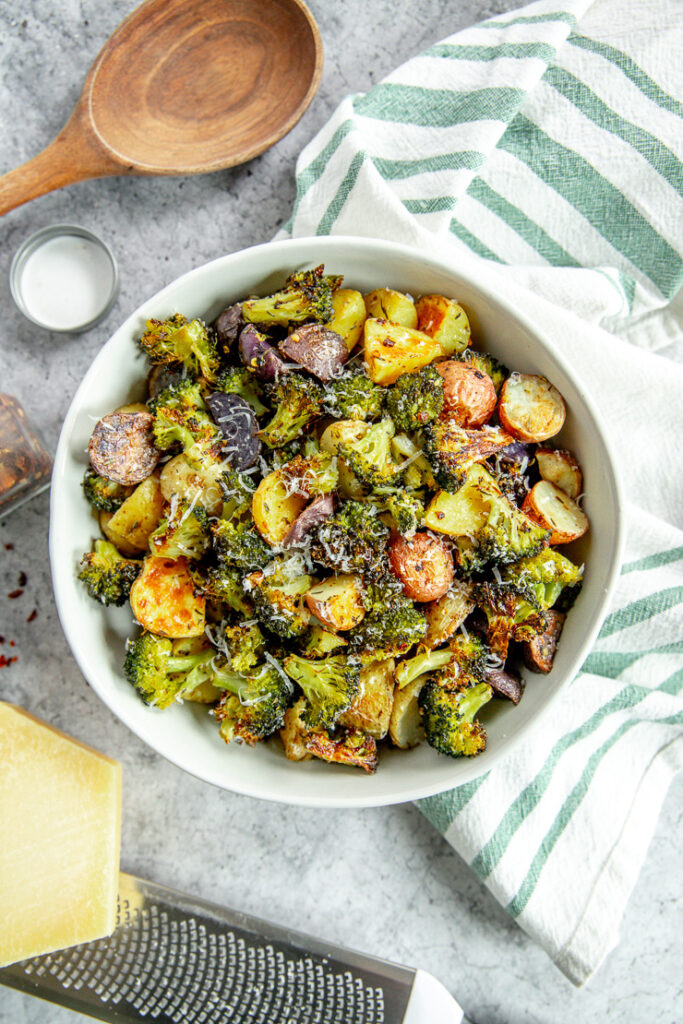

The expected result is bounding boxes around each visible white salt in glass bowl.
[50,237,623,807]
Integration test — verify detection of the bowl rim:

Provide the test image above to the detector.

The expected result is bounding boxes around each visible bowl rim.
[50,235,625,807]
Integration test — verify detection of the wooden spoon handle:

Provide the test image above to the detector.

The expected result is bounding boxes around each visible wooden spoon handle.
[0,111,122,217]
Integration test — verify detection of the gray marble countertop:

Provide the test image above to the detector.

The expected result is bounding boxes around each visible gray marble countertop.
[1,2,681,1022]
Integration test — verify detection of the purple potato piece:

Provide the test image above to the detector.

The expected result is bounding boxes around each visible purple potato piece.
[498,441,534,466]
[206,392,261,470]
[213,303,244,349]
[485,666,525,705]
[239,324,289,381]
[146,363,187,400]
[283,493,336,547]
[88,412,159,485]
[521,610,565,674]
[278,324,348,382]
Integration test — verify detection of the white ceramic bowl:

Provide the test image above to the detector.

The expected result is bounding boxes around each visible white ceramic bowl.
[50,237,623,807]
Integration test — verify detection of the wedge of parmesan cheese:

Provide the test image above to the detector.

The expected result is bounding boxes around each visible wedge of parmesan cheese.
[0,702,122,967]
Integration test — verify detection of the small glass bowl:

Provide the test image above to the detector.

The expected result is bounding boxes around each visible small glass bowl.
[9,224,119,333]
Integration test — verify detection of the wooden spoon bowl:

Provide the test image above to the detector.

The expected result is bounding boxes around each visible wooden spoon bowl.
[0,0,322,215]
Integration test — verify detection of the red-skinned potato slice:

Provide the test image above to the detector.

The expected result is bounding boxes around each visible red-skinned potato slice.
[436,361,497,427]
[388,532,454,602]
[498,373,566,442]
[523,480,588,544]
[536,447,582,500]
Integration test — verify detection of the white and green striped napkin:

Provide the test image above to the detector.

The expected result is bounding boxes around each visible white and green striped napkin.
[277,0,683,985]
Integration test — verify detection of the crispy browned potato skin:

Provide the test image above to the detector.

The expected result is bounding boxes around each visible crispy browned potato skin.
[130,556,206,638]
[388,532,454,602]
[522,610,566,673]
[422,581,475,648]
[339,659,395,738]
[89,411,159,485]
[364,318,442,385]
[536,446,582,499]
[498,373,566,442]
[415,295,471,356]
[436,361,497,427]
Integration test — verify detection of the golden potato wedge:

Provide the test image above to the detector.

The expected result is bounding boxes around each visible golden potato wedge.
[523,480,588,544]
[388,532,454,602]
[536,447,582,500]
[328,288,367,350]
[364,318,442,386]
[389,677,425,749]
[415,294,471,356]
[498,373,566,442]
[252,469,307,546]
[160,452,225,515]
[99,510,139,557]
[423,580,476,649]
[130,556,206,638]
[363,288,418,329]
[436,360,497,427]
[424,464,497,537]
[101,475,165,555]
[305,574,365,632]
[339,658,395,739]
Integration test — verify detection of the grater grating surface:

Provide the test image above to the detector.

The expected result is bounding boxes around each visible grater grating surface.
[0,873,415,1023]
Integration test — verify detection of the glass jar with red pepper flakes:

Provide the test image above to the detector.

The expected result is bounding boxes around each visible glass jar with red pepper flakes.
[0,394,52,517]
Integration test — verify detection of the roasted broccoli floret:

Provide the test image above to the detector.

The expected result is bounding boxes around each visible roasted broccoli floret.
[214,366,267,416]
[460,349,508,394]
[502,548,583,610]
[82,468,133,512]
[283,654,360,730]
[419,680,493,758]
[369,486,424,538]
[212,517,271,570]
[473,582,546,661]
[349,573,427,660]
[78,540,141,606]
[338,419,404,488]
[386,365,444,432]
[304,723,378,773]
[210,620,265,676]
[149,500,211,560]
[395,646,454,689]
[311,500,389,575]
[242,265,341,327]
[258,374,324,448]
[423,422,511,492]
[245,556,312,639]
[124,632,216,708]
[323,369,384,421]
[190,563,253,617]
[138,314,220,382]
[149,379,218,451]
[213,663,291,744]
[302,625,348,658]
[280,451,339,497]
[444,631,489,682]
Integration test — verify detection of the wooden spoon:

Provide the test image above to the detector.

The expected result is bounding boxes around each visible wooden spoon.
[0,0,322,217]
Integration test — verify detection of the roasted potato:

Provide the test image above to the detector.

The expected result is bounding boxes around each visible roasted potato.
[363,288,418,329]
[424,464,494,537]
[320,420,368,500]
[339,658,395,739]
[436,360,497,427]
[536,447,582,500]
[486,667,525,704]
[388,532,454,602]
[389,677,425,749]
[415,294,470,356]
[328,288,367,350]
[521,609,566,673]
[101,475,165,555]
[252,469,308,546]
[305,574,365,632]
[364,318,442,386]
[279,324,348,382]
[88,411,159,485]
[114,402,149,415]
[423,580,476,648]
[160,453,225,515]
[523,481,588,544]
[498,373,566,442]
[130,556,206,638]
[280,698,313,761]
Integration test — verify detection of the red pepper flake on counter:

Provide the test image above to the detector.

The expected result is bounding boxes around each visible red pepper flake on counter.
[7,589,23,599]
[26,608,38,623]
[0,653,17,668]
[17,571,27,587]
[4,543,14,551]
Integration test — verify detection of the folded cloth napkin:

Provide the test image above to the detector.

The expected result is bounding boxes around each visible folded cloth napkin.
[277,0,683,985]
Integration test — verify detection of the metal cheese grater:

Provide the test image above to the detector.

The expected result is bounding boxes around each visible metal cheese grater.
[0,873,466,1023]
